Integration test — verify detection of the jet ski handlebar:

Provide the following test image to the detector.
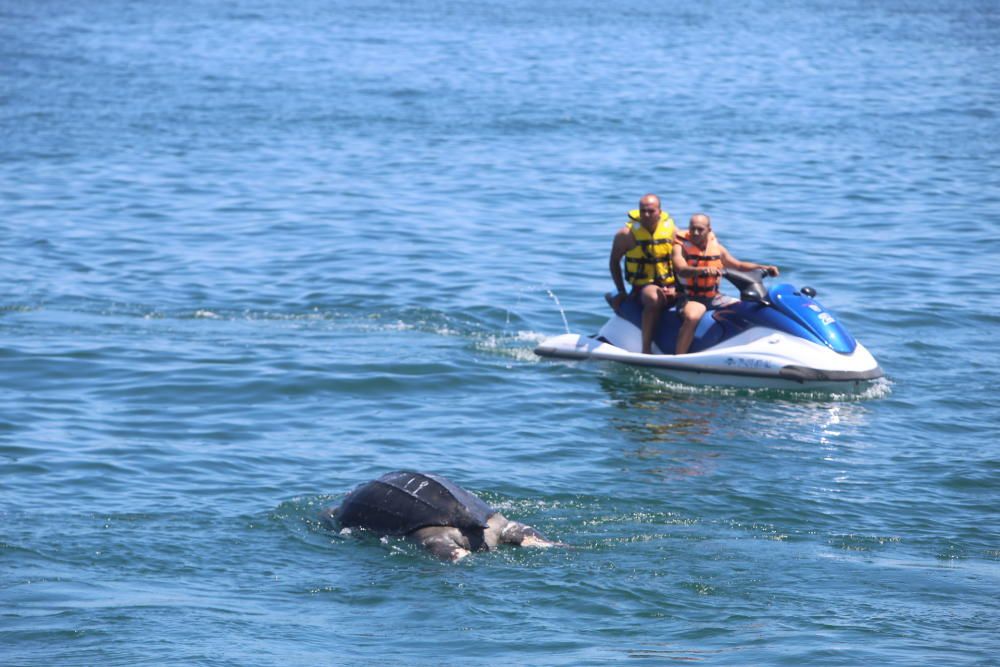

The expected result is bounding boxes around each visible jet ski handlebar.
[722,268,771,305]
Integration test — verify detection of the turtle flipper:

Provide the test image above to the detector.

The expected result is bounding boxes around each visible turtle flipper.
[493,513,564,548]
[410,526,472,561]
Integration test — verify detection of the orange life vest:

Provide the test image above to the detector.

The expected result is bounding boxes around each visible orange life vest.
[678,231,724,298]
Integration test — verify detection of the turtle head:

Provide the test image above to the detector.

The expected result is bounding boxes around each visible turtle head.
[319,505,340,530]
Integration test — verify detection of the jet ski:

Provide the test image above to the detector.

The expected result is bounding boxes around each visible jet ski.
[534,269,883,391]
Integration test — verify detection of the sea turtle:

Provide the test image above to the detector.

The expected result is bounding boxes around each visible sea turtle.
[321,471,561,561]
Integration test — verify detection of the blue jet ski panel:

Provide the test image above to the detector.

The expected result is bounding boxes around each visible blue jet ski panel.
[768,284,857,354]
[616,298,754,353]
[616,283,858,355]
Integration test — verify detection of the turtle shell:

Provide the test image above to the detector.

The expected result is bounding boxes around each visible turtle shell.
[336,471,495,536]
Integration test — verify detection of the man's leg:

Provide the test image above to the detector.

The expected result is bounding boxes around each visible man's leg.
[639,285,664,354]
[675,300,707,355]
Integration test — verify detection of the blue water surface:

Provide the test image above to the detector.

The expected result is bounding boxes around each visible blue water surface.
[2,0,998,665]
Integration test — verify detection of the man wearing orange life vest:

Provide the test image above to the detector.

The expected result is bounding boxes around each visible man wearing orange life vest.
[608,194,678,354]
[672,213,780,355]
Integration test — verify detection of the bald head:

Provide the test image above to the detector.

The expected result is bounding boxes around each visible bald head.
[636,194,662,228]
[687,213,712,247]
[689,213,711,228]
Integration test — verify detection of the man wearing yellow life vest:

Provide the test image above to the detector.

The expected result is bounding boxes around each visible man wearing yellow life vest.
[672,213,780,355]
[608,194,678,354]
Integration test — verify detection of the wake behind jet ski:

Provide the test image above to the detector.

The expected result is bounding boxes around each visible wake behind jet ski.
[535,268,884,391]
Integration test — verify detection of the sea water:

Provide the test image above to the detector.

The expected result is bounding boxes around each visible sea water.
[2,0,998,664]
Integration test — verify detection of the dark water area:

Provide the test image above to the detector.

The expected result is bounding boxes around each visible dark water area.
[2,0,998,664]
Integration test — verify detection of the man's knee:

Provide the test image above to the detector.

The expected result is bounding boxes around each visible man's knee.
[682,305,705,323]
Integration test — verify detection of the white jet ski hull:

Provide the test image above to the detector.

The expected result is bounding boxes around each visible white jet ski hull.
[535,325,883,391]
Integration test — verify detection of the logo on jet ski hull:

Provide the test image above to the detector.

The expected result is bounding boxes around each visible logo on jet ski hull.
[726,357,774,369]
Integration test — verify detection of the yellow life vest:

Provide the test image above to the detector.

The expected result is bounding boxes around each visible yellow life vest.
[624,210,676,287]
